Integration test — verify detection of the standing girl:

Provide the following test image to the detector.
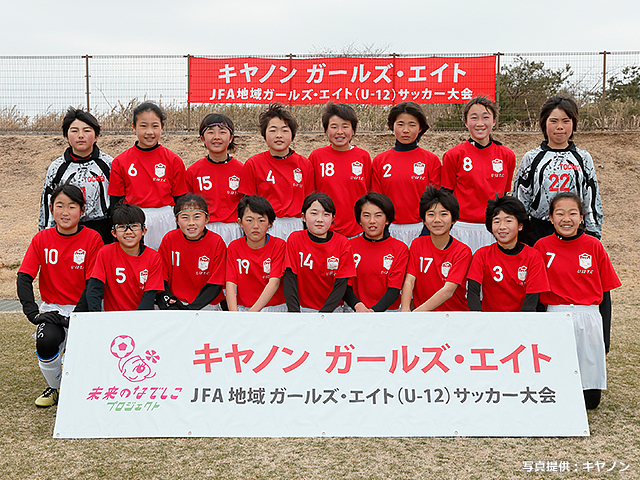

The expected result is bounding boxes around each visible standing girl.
[441,97,516,253]
[108,102,188,250]
[239,103,313,240]
[308,102,372,238]
[371,102,441,246]
[284,193,356,312]
[18,184,103,407]
[40,107,113,244]
[514,95,603,245]
[157,194,226,310]
[534,192,620,409]
[344,192,408,312]
[186,113,244,246]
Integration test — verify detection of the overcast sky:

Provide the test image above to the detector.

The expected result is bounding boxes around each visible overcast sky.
[2,0,638,55]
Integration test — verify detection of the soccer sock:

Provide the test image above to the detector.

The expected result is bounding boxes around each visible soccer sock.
[38,352,62,389]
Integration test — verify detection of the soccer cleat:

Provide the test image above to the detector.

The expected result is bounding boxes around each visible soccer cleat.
[35,387,59,408]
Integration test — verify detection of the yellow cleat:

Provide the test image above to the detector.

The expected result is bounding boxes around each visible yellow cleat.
[35,387,59,408]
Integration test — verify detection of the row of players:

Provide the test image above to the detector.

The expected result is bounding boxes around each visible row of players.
[38,95,603,254]
[20,183,620,410]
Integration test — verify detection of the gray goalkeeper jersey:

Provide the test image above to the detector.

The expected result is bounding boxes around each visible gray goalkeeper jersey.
[39,145,113,230]
[513,141,602,238]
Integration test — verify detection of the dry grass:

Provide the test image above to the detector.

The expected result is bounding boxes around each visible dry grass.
[2,100,640,134]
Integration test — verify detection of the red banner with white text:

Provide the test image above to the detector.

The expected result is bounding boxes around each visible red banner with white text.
[188,56,496,105]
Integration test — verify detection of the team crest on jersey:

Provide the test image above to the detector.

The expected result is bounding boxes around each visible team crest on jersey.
[139,269,148,285]
[293,168,303,183]
[155,163,166,178]
[73,249,86,265]
[198,256,210,271]
[441,261,452,278]
[518,266,528,282]
[579,253,592,270]
[228,175,240,190]
[352,161,363,176]
[492,158,503,173]
[413,162,425,175]
[383,254,394,271]
[327,256,339,270]
[263,258,271,274]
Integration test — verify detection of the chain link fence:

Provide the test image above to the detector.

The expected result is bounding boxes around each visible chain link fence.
[1,52,639,133]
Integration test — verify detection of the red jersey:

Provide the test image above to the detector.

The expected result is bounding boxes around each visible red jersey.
[239,151,313,218]
[226,235,286,308]
[309,145,372,237]
[285,231,356,310]
[406,236,472,311]
[109,144,188,208]
[90,243,164,311]
[371,147,441,224]
[186,156,244,223]
[348,234,409,310]
[158,229,226,305]
[534,233,621,306]
[19,226,103,305]
[467,243,549,312]
[441,140,516,223]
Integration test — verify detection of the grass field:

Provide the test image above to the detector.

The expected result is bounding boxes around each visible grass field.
[2,305,638,479]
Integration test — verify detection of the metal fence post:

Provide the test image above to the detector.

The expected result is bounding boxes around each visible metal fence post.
[84,54,92,112]
[600,51,609,129]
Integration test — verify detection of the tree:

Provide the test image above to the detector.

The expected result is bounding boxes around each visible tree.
[499,57,573,127]
[606,66,640,102]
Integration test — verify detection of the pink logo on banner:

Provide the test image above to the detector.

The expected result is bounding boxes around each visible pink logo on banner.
[110,335,159,383]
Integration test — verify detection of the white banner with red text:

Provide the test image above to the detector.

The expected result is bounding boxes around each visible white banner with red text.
[53,311,589,438]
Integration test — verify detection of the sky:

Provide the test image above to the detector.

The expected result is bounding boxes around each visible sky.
[2,0,639,55]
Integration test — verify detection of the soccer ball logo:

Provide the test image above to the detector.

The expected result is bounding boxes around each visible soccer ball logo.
[109,335,158,382]
[110,335,135,359]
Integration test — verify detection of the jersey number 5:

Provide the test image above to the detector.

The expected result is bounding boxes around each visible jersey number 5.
[115,267,126,284]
